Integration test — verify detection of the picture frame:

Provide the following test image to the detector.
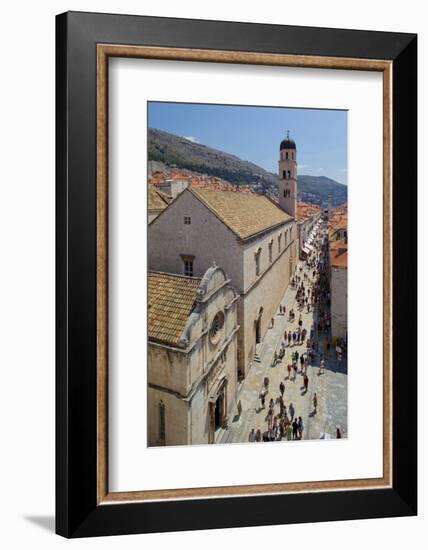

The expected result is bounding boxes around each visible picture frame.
[56,11,417,538]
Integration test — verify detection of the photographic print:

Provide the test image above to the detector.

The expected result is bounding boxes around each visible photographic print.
[147,102,348,447]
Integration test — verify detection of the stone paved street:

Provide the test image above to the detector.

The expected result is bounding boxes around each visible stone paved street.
[219,226,347,444]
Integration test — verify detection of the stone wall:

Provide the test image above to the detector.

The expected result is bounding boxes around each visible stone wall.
[331,266,348,339]
[148,386,189,446]
[148,190,243,287]
[148,266,239,446]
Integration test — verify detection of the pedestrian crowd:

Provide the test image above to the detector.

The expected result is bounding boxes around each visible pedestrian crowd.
[248,221,344,443]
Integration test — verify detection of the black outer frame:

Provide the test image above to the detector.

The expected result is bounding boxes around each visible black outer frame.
[56,11,417,538]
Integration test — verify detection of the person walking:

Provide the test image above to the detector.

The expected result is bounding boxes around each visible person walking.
[272,350,278,367]
[287,363,292,380]
[289,402,295,421]
[260,392,266,409]
[248,429,256,442]
[313,392,318,415]
[292,418,298,440]
[303,373,309,392]
[288,331,292,346]
[255,429,262,442]
[279,381,285,397]
[267,408,273,430]
[278,394,284,414]
[336,428,342,439]
[297,416,304,440]
[319,358,325,375]
[286,420,293,441]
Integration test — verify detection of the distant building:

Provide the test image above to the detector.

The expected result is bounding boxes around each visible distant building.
[278,132,297,219]
[155,178,190,199]
[323,195,333,220]
[296,202,322,259]
[329,236,348,339]
[148,186,171,223]
[148,267,239,446]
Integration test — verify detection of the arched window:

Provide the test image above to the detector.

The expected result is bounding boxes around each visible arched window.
[287,170,291,179]
[159,401,165,442]
[286,152,289,160]
[282,170,286,179]
[255,247,262,277]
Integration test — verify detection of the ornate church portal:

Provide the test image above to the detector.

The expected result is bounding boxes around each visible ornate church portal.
[208,379,228,444]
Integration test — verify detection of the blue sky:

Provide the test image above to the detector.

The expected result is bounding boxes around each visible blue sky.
[148,102,348,185]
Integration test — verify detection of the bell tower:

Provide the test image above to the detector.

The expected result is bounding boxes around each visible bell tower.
[278,131,297,218]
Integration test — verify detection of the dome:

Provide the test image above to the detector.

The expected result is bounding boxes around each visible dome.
[280,137,296,150]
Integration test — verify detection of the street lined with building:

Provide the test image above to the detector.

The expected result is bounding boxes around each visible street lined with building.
[147,134,347,446]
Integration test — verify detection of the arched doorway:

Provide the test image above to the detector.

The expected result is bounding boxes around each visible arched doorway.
[208,380,228,443]
[214,393,223,430]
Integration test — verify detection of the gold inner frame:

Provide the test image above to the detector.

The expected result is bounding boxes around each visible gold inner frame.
[96,44,392,504]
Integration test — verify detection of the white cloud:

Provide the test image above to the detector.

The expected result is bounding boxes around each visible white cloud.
[183,135,199,143]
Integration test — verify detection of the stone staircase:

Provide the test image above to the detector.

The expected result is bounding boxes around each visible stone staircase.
[254,342,265,363]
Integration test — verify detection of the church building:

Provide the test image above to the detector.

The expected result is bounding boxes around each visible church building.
[148,134,299,382]
[148,265,239,446]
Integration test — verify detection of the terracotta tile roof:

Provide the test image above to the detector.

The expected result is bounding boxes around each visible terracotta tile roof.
[148,271,201,347]
[297,201,321,223]
[149,168,256,194]
[148,186,171,211]
[329,238,348,268]
[190,188,293,240]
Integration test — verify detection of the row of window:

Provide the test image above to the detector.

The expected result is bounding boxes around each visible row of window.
[181,225,293,279]
[255,228,293,277]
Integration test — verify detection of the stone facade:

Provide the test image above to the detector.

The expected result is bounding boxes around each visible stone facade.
[148,266,239,446]
[156,179,190,199]
[330,265,347,340]
[148,189,297,380]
